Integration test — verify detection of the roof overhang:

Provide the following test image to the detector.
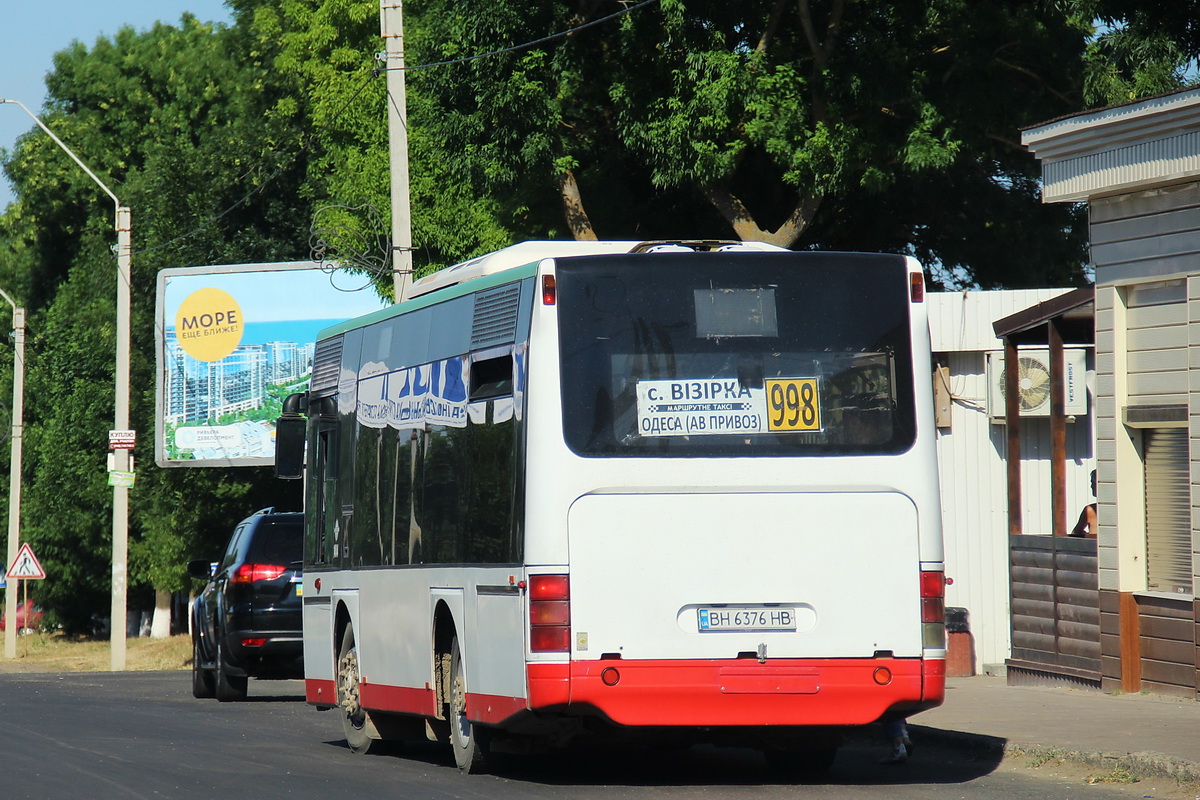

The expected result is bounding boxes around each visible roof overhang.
[992,285,1095,346]
[1022,88,1200,202]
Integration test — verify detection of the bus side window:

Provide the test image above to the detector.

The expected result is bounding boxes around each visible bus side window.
[470,355,514,400]
[396,429,417,565]
[353,426,387,568]
[311,424,338,566]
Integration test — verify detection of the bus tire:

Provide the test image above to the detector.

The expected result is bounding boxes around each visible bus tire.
[191,637,215,699]
[214,639,248,702]
[448,636,487,773]
[338,623,381,755]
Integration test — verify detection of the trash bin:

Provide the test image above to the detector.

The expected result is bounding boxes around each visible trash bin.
[944,606,975,677]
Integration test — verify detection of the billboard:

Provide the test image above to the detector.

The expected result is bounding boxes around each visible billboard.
[155,262,387,468]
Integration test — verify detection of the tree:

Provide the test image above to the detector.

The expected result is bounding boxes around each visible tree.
[1070,0,1195,107]
[252,0,516,291]
[0,11,306,634]
[406,0,1092,287]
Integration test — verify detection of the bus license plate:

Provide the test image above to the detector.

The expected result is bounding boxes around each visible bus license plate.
[698,607,797,632]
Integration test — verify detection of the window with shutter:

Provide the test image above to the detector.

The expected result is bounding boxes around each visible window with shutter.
[1144,427,1192,594]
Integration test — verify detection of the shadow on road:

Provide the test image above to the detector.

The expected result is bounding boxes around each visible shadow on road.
[240,692,307,703]
[328,727,1007,789]
[241,677,306,703]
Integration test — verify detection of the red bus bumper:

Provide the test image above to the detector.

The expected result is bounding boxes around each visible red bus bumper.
[527,657,944,727]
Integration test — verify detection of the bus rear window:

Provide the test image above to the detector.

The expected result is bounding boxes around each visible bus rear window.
[556,253,917,457]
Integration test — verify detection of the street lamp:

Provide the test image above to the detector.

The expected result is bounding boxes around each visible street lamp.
[0,290,23,660]
[0,97,132,669]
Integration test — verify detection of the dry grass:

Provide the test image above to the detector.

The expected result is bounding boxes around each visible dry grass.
[0,632,191,673]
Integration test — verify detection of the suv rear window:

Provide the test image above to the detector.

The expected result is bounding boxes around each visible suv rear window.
[247,519,302,563]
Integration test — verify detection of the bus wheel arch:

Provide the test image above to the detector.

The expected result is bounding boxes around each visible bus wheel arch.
[431,601,457,720]
[333,602,353,670]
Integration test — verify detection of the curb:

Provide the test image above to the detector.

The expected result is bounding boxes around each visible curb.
[911,724,1200,786]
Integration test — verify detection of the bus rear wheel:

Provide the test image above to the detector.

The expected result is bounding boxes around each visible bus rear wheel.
[338,623,380,755]
[448,636,487,773]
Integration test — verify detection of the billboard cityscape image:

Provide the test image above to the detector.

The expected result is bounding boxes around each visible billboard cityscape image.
[155,262,388,467]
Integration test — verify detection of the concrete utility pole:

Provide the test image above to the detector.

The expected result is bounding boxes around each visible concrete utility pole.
[0,289,24,660]
[0,98,132,669]
[380,0,415,303]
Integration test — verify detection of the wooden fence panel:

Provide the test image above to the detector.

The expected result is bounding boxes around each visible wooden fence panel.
[1008,535,1101,686]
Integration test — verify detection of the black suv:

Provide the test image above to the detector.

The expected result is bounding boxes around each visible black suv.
[188,508,304,701]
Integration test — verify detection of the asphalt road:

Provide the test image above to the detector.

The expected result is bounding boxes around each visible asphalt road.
[0,671,1168,799]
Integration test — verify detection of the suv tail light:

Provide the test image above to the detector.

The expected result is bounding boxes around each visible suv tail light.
[920,569,946,649]
[232,563,287,584]
[529,574,570,652]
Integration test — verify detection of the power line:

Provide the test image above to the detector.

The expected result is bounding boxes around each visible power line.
[384,0,662,73]
[131,0,662,257]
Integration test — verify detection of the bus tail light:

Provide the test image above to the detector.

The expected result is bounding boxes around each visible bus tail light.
[231,564,287,584]
[910,272,925,303]
[920,569,946,649]
[529,574,570,652]
[542,275,557,305]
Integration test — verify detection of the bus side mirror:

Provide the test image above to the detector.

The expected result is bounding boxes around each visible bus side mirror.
[275,393,308,480]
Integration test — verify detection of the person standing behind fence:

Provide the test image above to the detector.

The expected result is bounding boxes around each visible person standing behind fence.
[1069,469,1097,538]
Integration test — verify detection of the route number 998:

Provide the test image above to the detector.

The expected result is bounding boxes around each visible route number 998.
[766,378,821,431]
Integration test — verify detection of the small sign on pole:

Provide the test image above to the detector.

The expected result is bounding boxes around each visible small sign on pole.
[108,471,136,488]
[109,429,136,450]
[7,543,46,580]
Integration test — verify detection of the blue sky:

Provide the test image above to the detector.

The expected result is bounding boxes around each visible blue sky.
[0,0,234,210]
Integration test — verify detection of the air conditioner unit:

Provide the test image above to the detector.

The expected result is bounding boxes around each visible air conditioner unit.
[986,349,1088,421]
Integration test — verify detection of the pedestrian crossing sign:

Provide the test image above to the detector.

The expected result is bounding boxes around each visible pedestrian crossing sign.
[7,543,45,580]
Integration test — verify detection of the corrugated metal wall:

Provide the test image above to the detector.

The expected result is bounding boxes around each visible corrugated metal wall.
[929,290,1071,353]
[929,291,1094,673]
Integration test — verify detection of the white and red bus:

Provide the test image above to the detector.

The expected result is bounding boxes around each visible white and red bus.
[275,240,946,772]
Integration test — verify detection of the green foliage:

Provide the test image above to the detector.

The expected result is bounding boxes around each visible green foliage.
[1070,0,1193,107]
[405,0,1091,286]
[0,9,305,632]
[259,0,514,286]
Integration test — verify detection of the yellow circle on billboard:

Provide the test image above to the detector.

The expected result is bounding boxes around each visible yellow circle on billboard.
[175,288,245,362]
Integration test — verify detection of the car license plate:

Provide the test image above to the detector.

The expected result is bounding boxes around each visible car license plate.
[698,606,797,632]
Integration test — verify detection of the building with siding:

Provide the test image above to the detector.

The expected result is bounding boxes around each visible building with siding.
[929,290,1094,674]
[1023,87,1200,697]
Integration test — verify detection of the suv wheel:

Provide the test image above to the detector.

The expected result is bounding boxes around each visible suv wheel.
[191,636,215,699]
[215,638,248,702]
